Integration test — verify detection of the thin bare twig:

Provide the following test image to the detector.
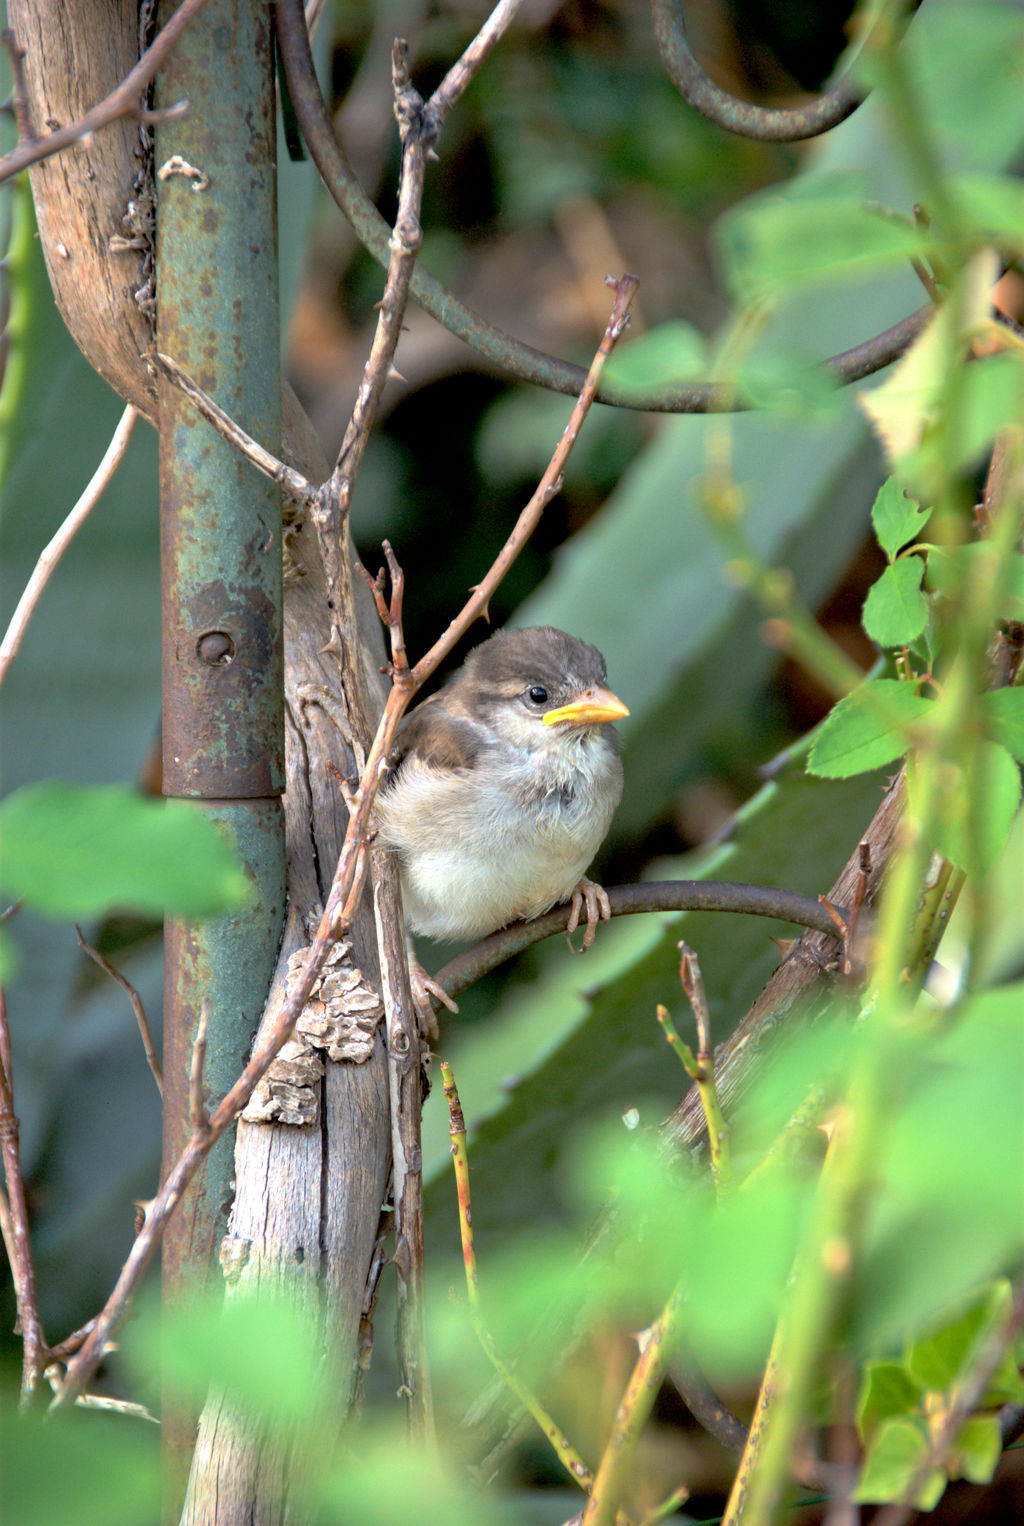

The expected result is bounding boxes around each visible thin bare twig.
[189,1002,210,1133]
[414,273,638,685]
[677,943,731,1187]
[0,406,138,692]
[582,1286,684,1525]
[360,45,439,1442]
[153,354,319,510]
[309,37,434,775]
[425,0,525,131]
[371,843,435,1440]
[0,0,206,184]
[441,1059,594,1491]
[678,942,712,1063]
[0,985,46,1401]
[75,926,162,1096]
[2,27,35,141]
[46,1316,98,1363]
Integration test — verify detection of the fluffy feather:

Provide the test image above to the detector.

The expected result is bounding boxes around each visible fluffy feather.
[375,626,625,942]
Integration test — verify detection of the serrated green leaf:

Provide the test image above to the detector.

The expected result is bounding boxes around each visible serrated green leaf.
[908,1283,1011,1392]
[981,686,1024,763]
[911,740,1022,875]
[862,557,929,648]
[871,477,930,560]
[808,679,933,779]
[952,1414,1002,1485]
[854,1417,945,1508]
[717,190,932,305]
[859,246,1000,480]
[857,1360,924,1442]
[0,782,251,919]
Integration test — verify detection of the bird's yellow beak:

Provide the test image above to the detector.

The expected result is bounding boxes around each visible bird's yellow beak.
[543,685,630,728]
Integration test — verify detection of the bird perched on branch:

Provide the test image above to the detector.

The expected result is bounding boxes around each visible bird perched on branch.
[375,625,629,1026]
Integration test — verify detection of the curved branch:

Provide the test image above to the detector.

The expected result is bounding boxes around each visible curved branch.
[273,0,929,413]
[434,880,843,1000]
[650,0,861,142]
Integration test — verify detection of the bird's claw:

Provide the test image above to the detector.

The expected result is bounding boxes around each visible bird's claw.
[565,877,612,952]
[408,952,458,1041]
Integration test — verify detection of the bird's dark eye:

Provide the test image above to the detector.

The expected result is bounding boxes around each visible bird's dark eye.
[528,685,548,705]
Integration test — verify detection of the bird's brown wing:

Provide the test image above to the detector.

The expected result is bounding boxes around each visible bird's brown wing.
[387,696,486,777]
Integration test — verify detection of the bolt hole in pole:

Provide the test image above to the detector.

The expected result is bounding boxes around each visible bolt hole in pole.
[196,630,236,666]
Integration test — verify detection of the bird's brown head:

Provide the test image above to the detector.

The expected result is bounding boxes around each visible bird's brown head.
[454,626,629,739]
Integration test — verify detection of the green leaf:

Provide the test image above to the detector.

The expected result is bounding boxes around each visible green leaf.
[601,320,707,395]
[870,477,930,561]
[862,558,929,648]
[983,1342,1024,1408]
[731,348,843,418]
[905,3,1024,171]
[717,189,932,305]
[854,1417,945,1508]
[858,253,998,487]
[128,1291,333,1425]
[853,995,1024,1347]
[856,1360,924,1442]
[981,688,1024,763]
[925,543,1024,621]
[312,1425,504,1526]
[952,1414,1002,1485]
[4,1404,160,1526]
[807,679,933,779]
[912,740,1022,875]
[908,1283,1011,1392]
[950,172,1024,250]
[0,782,251,919]
[946,352,1024,478]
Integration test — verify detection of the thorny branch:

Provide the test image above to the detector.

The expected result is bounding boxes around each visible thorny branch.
[152,357,318,510]
[0,0,206,183]
[272,0,932,414]
[0,984,45,1402]
[75,926,163,1096]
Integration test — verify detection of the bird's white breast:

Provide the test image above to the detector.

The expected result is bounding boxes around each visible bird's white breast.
[375,733,622,942]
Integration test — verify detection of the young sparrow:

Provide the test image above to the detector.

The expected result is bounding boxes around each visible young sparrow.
[375,626,629,1023]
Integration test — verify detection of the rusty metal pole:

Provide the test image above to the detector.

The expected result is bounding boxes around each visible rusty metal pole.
[154,0,285,1486]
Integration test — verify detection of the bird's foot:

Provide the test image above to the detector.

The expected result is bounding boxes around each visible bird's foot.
[407,945,458,1040]
[565,877,612,952]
